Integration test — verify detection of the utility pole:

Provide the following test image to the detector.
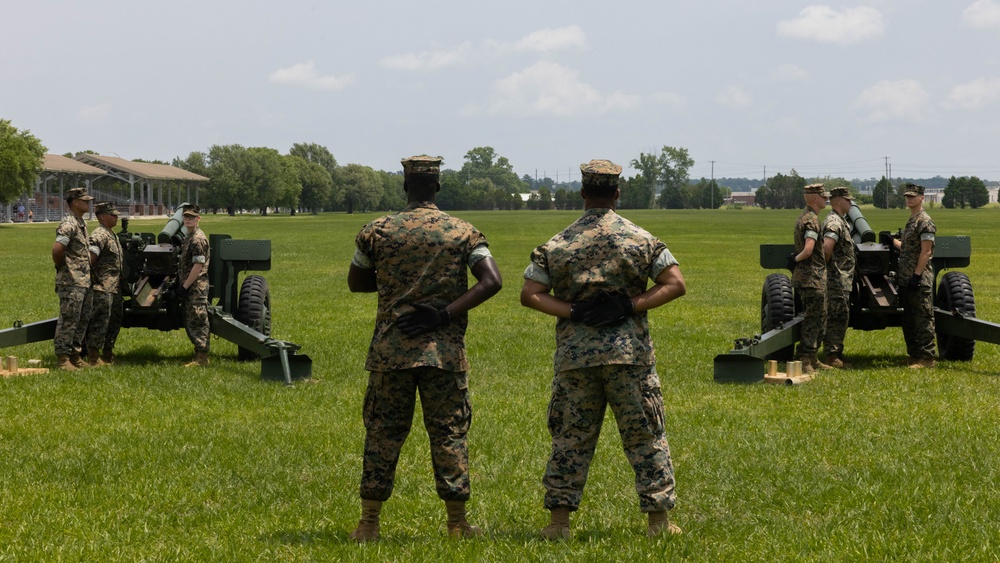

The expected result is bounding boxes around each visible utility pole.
[883,156,890,208]
[709,160,716,209]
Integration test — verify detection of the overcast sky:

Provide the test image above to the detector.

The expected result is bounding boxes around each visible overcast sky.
[4,0,1000,183]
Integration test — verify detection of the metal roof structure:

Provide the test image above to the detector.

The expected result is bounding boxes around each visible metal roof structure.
[70,154,209,218]
[42,154,107,176]
[73,154,208,182]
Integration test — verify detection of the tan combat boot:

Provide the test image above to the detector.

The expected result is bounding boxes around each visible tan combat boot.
[349,499,382,543]
[445,500,482,538]
[909,357,936,369]
[811,355,833,370]
[56,354,77,371]
[824,354,845,369]
[87,350,106,367]
[647,510,682,537]
[183,352,209,368]
[70,355,89,369]
[100,351,115,365]
[540,507,571,541]
[798,356,816,375]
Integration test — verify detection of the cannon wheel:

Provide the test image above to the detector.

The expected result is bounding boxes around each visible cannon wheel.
[235,274,272,361]
[936,271,976,361]
[761,273,796,361]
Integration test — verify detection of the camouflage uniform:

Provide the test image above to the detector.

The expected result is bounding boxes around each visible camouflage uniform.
[898,210,936,360]
[54,214,93,357]
[822,209,856,358]
[524,207,678,513]
[353,201,491,502]
[86,224,124,356]
[792,207,826,358]
[179,227,211,354]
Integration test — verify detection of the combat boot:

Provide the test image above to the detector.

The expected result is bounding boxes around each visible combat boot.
[56,354,77,371]
[540,507,571,541]
[183,352,209,368]
[87,351,106,367]
[824,354,847,369]
[798,356,816,375]
[70,355,89,369]
[445,500,482,538]
[349,499,382,543]
[647,510,682,537]
[811,355,833,370]
[100,351,115,365]
[909,357,936,369]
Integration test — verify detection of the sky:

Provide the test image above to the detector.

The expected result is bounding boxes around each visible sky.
[4,0,1000,184]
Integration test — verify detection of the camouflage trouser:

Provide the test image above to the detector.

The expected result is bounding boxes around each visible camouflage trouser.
[823,285,850,357]
[86,291,123,354]
[901,286,936,359]
[543,364,675,513]
[360,367,472,502]
[184,299,210,354]
[54,286,93,356]
[794,286,826,357]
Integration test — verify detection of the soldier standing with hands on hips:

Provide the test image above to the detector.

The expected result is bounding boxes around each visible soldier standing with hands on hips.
[347,155,502,542]
[177,204,211,368]
[788,183,832,374]
[85,201,124,366]
[893,183,936,368]
[52,187,95,371]
[521,159,686,540]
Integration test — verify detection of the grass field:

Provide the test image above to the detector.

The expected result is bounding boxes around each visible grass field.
[2,206,999,561]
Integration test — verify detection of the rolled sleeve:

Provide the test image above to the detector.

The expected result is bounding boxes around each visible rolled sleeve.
[523,262,550,286]
[468,244,492,268]
[352,247,374,269]
[650,248,679,280]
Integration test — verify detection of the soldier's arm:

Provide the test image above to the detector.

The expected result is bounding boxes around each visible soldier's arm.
[632,264,686,313]
[822,235,835,262]
[348,263,377,293]
[443,256,502,318]
[520,279,572,318]
[52,242,66,269]
[915,239,933,276]
[795,237,818,262]
[182,263,203,290]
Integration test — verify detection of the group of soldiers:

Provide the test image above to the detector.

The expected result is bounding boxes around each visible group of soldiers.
[790,182,937,372]
[347,156,685,541]
[51,187,211,370]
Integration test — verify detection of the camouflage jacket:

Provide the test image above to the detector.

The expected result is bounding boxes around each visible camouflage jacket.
[898,210,936,287]
[524,207,676,372]
[355,202,489,372]
[54,214,91,289]
[822,210,856,291]
[88,225,123,294]
[179,228,210,300]
[792,208,826,290]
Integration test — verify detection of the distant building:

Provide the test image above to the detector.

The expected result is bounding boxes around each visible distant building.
[727,191,756,206]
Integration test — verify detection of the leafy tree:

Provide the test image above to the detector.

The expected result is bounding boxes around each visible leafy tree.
[536,187,553,210]
[341,164,383,214]
[377,171,405,211]
[943,176,989,209]
[289,142,337,175]
[459,146,526,194]
[205,144,255,215]
[658,146,695,207]
[629,152,659,208]
[0,119,46,204]
[757,171,806,209]
[634,146,694,209]
[872,176,902,209]
[619,175,649,210]
[698,178,724,209]
[288,155,333,214]
[247,147,299,215]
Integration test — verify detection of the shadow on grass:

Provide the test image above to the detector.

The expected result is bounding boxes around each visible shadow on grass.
[262,528,344,546]
[835,353,999,376]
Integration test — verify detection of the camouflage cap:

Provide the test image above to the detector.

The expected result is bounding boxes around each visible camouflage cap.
[66,187,95,201]
[903,183,925,196]
[401,155,442,175]
[803,183,830,197]
[580,159,623,187]
[829,186,854,200]
[182,204,200,217]
[94,201,120,216]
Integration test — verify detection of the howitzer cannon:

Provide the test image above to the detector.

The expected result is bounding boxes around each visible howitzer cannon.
[0,205,311,384]
[714,202,1000,382]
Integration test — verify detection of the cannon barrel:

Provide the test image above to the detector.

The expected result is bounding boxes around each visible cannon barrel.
[157,203,191,245]
[847,202,876,244]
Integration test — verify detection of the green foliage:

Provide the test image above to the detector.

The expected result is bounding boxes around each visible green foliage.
[340,163,382,214]
[0,119,47,204]
[634,146,695,209]
[943,176,989,209]
[459,146,526,195]
[872,176,903,209]
[755,170,806,209]
[288,155,333,214]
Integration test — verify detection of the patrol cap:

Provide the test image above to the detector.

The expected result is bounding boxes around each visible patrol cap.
[94,201,120,216]
[66,187,94,201]
[803,183,830,197]
[401,155,442,175]
[829,186,854,200]
[903,183,925,196]
[580,159,623,187]
[182,204,200,217]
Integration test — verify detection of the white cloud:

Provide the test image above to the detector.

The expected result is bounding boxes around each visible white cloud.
[649,91,687,109]
[776,5,884,44]
[78,103,111,122]
[381,26,587,71]
[268,61,356,91]
[853,79,930,123]
[773,63,809,81]
[715,85,753,109]
[963,0,1000,28]
[482,61,638,117]
[944,78,1000,109]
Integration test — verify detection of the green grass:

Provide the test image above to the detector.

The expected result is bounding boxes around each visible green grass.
[2,207,1000,561]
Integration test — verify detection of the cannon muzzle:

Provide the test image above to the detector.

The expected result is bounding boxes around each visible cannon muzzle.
[158,203,191,245]
[847,202,876,244]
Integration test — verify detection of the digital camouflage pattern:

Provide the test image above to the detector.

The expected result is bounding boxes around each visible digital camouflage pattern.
[796,287,826,358]
[88,225,123,293]
[823,288,850,358]
[792,208,825,290]
[54,214,92,356]
[580,159,623,186]
[543,364,675,512]
[180,228,211,353]
[822,210,855,357]
[55,214,91,289]
[526,208,674,372]
[359,368,472,501]
[355,202,488,372]
[87,291,123,355]
[899,210,936,359]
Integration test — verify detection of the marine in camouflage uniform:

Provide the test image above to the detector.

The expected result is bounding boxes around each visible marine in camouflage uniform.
[791,183,830,373]
[346,155,502,542]
[85,202,124,366]
[178,205,211,366]
[521,159,687,539]
[895,184,936,367]
[821,187,857,367]
[52,187,95,370]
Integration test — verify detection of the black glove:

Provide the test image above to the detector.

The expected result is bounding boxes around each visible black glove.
[879,231,895,247]
[786,253,798,271]
[397,303,451,337]
[907,274,921,291]
[570,299,598,322]
[579,291,635,328]
[174,284,190,299]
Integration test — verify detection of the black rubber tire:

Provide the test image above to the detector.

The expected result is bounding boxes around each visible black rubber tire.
[235,274,272,361]
[935,271,976,361]
[761,273,796,361]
